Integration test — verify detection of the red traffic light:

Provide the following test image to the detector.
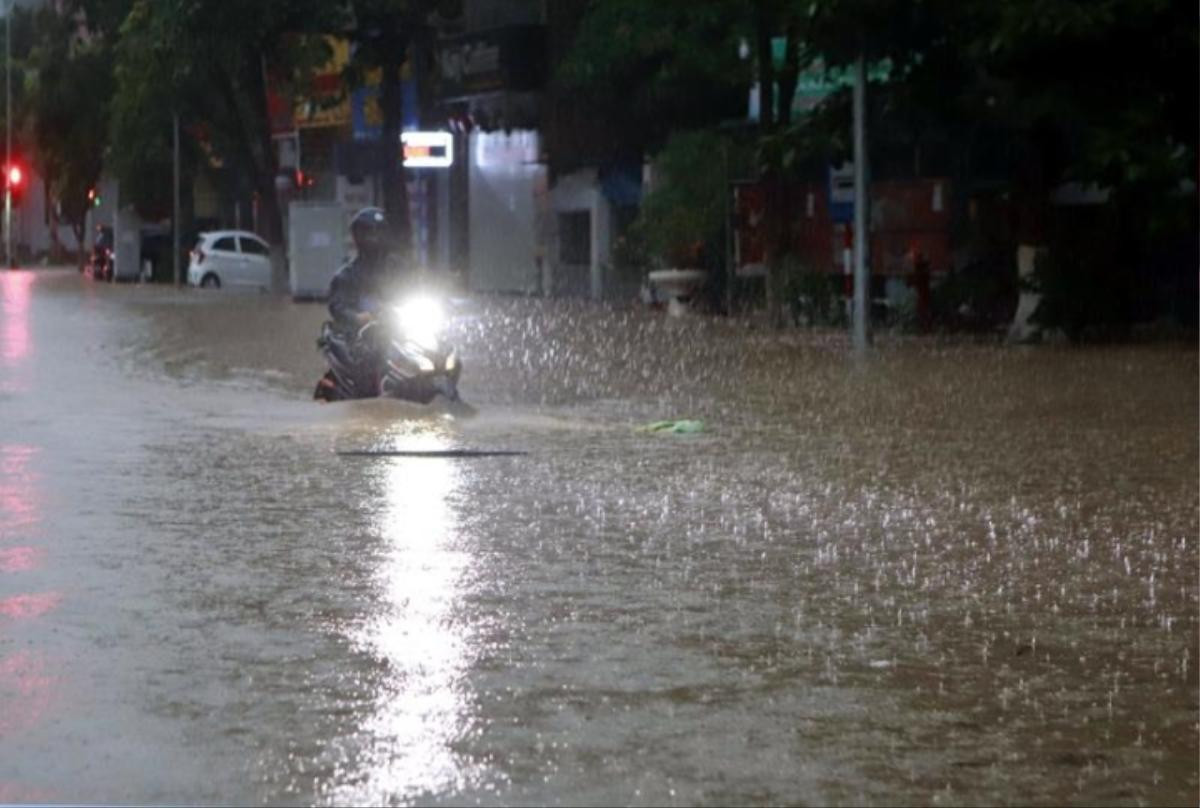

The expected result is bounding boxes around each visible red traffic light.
[7,165,23,187]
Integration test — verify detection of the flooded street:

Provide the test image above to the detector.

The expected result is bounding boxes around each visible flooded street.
[1,268,1196,805]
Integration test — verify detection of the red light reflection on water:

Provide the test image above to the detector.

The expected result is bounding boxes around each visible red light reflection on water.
[0,782,54,803]
[0,445,40,533]
[0,651,56,738]
[0,592,61,620]
[0,270,32,363]
[0,546,41,572]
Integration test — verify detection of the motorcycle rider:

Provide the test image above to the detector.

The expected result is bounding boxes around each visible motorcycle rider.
[314,206,399,401]
[328,206,395,331]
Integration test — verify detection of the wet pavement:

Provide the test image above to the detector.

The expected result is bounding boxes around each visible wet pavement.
[1,267,1196,806]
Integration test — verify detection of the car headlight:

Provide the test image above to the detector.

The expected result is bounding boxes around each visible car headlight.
[392,295,444,350]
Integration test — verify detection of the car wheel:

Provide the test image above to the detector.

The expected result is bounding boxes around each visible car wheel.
[200,273,220,289]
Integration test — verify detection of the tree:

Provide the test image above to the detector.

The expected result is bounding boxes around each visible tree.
[563,0,1196,328]
[28,2,121,262]
[556,0,751,162]
[795,0,1197,332]
[111,0,339,289]
[794,0,1196,239]
[342,0,439,260]
[0,6,36,256]
[557,0,822,318]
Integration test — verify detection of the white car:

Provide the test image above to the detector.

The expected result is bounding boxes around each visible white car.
[187,230,272,290]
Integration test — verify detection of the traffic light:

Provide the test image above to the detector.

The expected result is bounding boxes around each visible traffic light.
[5,163,25,204]
[87,187,101,207]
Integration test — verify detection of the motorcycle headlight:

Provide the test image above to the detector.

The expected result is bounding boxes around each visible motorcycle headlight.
[392,296,445,350]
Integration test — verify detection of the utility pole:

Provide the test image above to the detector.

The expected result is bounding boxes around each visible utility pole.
[5,0,12,269]
[852,48,871,352]
[173,111,180,286]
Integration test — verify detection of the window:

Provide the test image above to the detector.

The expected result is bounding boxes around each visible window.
[212,236,237,253]
[559,211,590,265]
[240,237,269,257]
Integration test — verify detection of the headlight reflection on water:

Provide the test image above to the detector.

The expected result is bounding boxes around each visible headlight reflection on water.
[335,429,482,803]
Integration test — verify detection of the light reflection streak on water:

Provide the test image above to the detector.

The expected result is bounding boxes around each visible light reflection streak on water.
[0,651,55,738]
[0,591,60,620]
[339,429,480,803]
[0,270,31,365]
[0,445,41,534]
[0,546,39,572]
[0,274,58,772]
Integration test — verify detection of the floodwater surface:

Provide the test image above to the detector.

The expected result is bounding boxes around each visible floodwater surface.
[1,269,1196,805]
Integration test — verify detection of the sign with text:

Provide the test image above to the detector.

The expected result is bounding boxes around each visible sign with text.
[436,25,546,102]
[401,131,453,168]
[829,162,855,223]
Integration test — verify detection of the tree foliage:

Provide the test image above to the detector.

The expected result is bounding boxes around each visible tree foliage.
[557,0,750,158]
[106,0,442,273]
[342,0,439,256]
[566,0,1194,208]
[635,130,733,270]
[21,2,116,258]
[110,0,338,271]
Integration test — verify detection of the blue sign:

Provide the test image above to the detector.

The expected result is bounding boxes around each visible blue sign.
[828,163,855,223]
[351,78,419,141]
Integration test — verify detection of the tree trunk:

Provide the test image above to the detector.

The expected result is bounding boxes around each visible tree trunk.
[754,0,775,130]
[243,55,282,244]
[45,184,64,263]
[71,222,84,264]
[211,63,278,243]
[771,25,801,325]
[243,52,286,292]
[379,42,412,264]
[1006,126,1055,342]
[755,0,785,326]
[776,22,800,128]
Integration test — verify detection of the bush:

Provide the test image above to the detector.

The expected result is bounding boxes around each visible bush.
[930,257,1019,333]
[775,255,840,326]
[1031,246,1134,341]
[636,129,730,271]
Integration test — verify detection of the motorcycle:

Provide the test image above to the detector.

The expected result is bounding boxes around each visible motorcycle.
[314,293,462,404]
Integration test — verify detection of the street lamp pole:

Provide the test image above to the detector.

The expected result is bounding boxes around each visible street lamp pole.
[173,111,180,286]
[852,47,871,352]
[5,0,12,269]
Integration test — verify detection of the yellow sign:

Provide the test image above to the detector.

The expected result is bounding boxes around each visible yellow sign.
[296,37,351,129]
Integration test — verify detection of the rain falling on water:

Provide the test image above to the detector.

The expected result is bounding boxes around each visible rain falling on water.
[0,272,1195,805]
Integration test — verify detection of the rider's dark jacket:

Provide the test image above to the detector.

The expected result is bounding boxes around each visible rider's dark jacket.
[327,254,392,333]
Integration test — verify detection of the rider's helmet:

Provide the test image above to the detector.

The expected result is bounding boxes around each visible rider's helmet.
[350,207,389,263]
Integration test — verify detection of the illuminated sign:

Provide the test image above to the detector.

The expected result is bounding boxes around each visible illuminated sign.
[401,131,453,168]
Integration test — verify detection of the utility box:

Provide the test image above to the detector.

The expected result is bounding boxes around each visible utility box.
[111,208,143,282]
[288,202,347,300]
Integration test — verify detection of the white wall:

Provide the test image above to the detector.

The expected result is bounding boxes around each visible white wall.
[549,168,613,300]
[467,129,545,294]
[11,172,86,258]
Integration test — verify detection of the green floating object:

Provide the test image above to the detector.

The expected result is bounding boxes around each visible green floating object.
[639,419,705,434]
